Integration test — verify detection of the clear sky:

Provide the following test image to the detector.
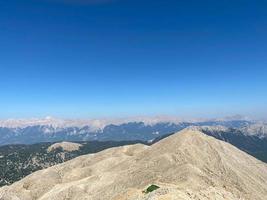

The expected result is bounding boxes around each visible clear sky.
[0,0,266,119]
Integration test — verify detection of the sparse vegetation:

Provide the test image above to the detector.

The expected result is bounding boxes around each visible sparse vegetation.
[143,184,160,194]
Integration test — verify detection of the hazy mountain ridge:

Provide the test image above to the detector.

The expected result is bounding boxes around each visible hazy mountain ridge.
[0,122,188,145]
[0,118,264,146]
[1,129,266,200]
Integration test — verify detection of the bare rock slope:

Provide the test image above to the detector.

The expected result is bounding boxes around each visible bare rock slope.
[1,129,267,200]
[47,142,82,153]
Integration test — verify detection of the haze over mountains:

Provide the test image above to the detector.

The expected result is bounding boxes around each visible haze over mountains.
[0,115,252,129]
[1,129,266,200]
[0,116,266,146]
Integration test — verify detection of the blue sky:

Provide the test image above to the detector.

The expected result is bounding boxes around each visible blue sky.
[0,0,266,119]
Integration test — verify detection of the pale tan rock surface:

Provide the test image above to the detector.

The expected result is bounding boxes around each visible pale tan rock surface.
[0,129,267,200]
[47,142,82,153]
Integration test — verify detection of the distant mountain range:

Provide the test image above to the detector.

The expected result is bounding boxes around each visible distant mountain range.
[0,117,266,146]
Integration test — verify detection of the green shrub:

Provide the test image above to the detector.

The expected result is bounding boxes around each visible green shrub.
[143,184,160,194]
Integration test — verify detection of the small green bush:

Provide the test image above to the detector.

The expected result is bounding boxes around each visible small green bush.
[143,184,160,194]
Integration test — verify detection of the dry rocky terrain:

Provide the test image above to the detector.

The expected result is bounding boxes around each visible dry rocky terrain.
[0,129,267,200]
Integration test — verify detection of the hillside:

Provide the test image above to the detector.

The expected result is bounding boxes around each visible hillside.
[1,129,266,200]
[199,126,267,162]
[0,140,143,187]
